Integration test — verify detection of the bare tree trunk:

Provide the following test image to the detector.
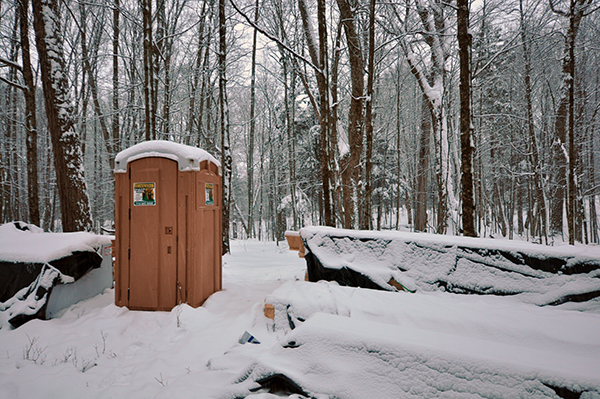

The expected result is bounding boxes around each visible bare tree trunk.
[32,0,92,232]
[219,0,231,253]
[520,0,547,243]
[113,0,120,153]
[548,0,592,242]
[396,59,402,230]
[79,1,116,171]
[142,0,154,141]
[281,53,298,231]
[458,0,475,237]
[337,0,364,229]
[362,0,376,230]
[415,95,430,232]
[18,0,40,226]
[189,0,208,144]
[248,0,259,237]
[298,0,334,226]
[567,0,577,244]
[398,0,452,234]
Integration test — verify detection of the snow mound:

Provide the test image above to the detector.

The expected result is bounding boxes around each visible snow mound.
[0,221,112,264]
[114,140,220,173]
[300,226,600,307]
[226,312,600,398]
[0,222,113,329]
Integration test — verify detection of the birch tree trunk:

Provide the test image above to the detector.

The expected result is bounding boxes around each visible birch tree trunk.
[248,0,259,237]
[219,0,232,253]
[32,0,92,232]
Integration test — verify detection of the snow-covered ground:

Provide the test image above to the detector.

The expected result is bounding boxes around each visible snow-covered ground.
[1,239,600,398]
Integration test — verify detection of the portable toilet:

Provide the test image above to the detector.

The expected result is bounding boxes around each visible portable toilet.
[113,140,222,311]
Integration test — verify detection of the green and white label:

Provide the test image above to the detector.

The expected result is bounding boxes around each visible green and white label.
[134,182,156,206]
[205,183,214,205]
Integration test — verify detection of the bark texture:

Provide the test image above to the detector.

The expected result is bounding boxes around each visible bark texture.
[32,0,92,232]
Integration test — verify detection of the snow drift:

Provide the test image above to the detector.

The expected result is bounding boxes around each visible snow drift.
[0,222,113,329]
[300,226,600,308]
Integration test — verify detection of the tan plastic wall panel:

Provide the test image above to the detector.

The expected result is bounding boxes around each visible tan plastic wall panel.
[189,160,222,307]
[114,155,222,311]
[114,171,128,307]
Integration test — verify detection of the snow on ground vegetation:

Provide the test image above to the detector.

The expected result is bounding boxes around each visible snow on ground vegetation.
[1,239,600,398]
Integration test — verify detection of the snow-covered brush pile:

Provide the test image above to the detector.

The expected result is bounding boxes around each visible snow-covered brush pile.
[300,226,600,309]
[0,222,113,329]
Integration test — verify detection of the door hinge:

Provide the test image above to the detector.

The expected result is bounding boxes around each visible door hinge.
[128,248,130,259]
[128,208,131,220]
[127,288,130,300]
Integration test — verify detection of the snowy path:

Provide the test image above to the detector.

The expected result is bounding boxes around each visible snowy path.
[1,239,599,399]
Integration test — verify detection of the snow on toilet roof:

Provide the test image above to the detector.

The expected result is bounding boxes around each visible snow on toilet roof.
[114,140,220,173]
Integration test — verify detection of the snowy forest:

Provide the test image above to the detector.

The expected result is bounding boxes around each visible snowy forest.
[1,0,599,247]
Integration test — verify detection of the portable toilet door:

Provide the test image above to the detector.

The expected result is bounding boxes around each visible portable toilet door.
[123,157,178,310]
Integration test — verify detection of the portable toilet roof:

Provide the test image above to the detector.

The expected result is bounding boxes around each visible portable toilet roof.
[114,140,220,174]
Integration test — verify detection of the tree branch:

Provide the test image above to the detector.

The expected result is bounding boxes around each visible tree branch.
[0,75,28,92]
[229,0,321,73]
[0,57,23,72]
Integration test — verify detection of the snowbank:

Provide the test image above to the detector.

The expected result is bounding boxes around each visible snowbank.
[0,222,112,264]
[300,226,600,307]
[114,140,220,173]
[226,311,600,398]
[0,222,113,329]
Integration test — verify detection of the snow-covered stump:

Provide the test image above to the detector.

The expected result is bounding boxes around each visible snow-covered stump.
[297,226,600,309]
[0,222,112,329]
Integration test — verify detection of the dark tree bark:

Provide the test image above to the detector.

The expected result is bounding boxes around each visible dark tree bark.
[548,0,593,242]
[337,0,365,229]
[458,0,476,237]
[415,95,431,232]
[520,0,547,243]
[32,0,92,232]
[113,0,120,152]
[142,0,155,141]
[18,0,39,227]
[189,0,208,144]
[79,1,116,171]
[361,0,376,230]
[298,0,334,226]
